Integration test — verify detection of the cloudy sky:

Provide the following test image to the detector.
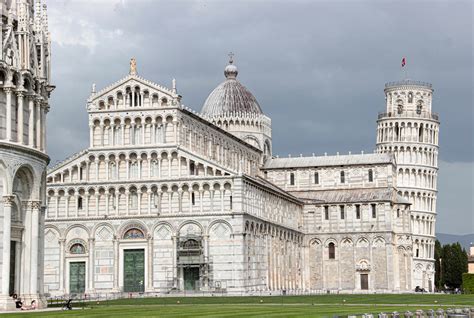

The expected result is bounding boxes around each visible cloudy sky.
[45,0,473,235]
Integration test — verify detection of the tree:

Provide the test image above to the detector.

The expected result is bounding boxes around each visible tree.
[434,240,443,289]
[441,242,468,289]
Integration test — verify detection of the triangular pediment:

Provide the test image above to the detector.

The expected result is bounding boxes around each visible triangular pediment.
[87,74,180,111]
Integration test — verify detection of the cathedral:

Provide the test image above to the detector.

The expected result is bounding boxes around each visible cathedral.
[0,0,53,310]
[42,51,439,296]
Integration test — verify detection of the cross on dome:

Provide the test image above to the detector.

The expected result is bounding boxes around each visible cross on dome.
[224,53,238,79]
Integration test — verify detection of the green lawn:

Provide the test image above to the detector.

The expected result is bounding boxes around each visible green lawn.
[5,294,473,318]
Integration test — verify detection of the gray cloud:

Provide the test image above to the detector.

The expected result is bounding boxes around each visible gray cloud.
[46,0,473,234]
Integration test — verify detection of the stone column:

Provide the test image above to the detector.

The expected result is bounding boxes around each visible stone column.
[28,96,35,146]
[16,92,24,144]
[5,88,12,141]
[1,196,14,296]
[113,236,120,291]
[146,235,153,291]
[41,104,47,151]
[171,236,177,288]
[58,239,66,294]
[88,238,95,293]
[30,201,41,296]
[89,125,94,147]
[35,99,41,150]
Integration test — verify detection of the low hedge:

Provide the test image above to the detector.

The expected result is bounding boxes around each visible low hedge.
[462,273,474,294]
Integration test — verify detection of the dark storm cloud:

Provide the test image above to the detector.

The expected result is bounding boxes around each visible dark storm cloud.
[46,0,473,234]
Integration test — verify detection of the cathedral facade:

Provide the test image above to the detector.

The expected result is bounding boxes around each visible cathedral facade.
[43,57,439,296]
[0,0,53,310]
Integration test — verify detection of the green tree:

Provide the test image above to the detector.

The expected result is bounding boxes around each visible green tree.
[434,240,443,289]
[441,243,468,289]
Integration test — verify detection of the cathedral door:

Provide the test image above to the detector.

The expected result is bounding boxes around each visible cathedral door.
[184,267,199,291]
[9,241,16,295]
[123,249,145,292]
[360,274,369,290]
[70,262,86,294]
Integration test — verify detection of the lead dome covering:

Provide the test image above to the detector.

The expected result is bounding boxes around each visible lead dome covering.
[201,59,263,117]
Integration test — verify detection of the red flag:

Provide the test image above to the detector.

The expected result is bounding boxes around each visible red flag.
[401,57,406,67]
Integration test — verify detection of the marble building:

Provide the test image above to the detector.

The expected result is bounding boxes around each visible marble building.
[43,56,439,296]
[0,0,54,310]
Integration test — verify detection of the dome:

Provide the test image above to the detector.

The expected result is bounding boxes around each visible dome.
[201,57,262,117]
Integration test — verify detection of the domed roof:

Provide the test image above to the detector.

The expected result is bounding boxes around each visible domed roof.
[201,57,262,117]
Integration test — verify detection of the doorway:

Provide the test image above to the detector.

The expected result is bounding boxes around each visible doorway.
[69,262,86,294]
[183,267,199,291]
[360,273,369,290]
[123,249,145,292]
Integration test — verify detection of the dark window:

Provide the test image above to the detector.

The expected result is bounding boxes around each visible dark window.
[191,192,195,205]
[314,172,319,184]
[356,204,361,219]
[328,242,335,259]
[397,209,400,218]
[290,173,295,185]
[416,248,419,258]
[190,162,196,175]
[408,92,413,103]
[230,195,233,210]
[79,167,83,180]
[371,204,376,218]
[324,206,329,220]
[340,205,345,219]
[340,171,345,183]
[77,197,83,210]
[368,169,373,182]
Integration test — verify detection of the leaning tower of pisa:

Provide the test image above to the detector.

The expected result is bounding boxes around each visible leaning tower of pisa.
[0,0,53,310]
[376,79,440,292]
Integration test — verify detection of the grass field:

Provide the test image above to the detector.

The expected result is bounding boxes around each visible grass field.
[4,294,473,318]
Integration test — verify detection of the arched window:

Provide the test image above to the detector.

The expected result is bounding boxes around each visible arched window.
[114,126,122,145]
[290,172,295,185]
[123,228,145,239]
[130,161,139,179]
[129,190,138,209]
[416,100,423,114]
[191,192,196,205]
[314,172,319,184]
[133,125,141,145]
[151,160,159,177]
[340,171,345,183]
[77,197,83,210]
[328,242,335,259]
[397,99,404,114]
[408,92,413,103]
[368,169,374,182]
[70,243,85,254]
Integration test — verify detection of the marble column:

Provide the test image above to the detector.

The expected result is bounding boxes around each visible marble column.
[58,239,66,294]
[16,92,24,144]
[113,237,120,291]
[88,238,95,293]
[35,99,41,150]
[28,96,35,146]
[146,235,153,291]
[5,88,12,141]
[1,196,14,296]
[30,201,41,296]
